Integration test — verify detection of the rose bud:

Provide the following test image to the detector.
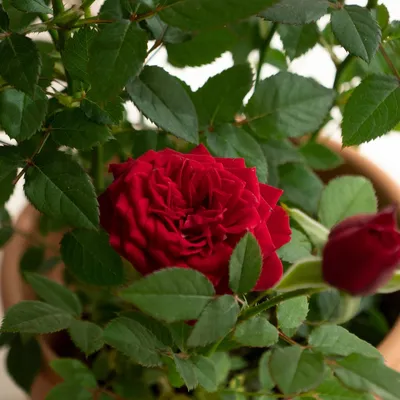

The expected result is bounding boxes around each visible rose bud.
[322,205,400,295]
[99,145,291,293]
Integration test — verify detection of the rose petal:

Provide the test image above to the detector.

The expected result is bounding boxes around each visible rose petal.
[215,157,246,169]
[189,144,212,156]
[254,252,283,291]
[260,184,283,208]
[267,206,291,249]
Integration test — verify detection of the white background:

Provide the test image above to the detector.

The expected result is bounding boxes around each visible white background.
[1,0,399,398]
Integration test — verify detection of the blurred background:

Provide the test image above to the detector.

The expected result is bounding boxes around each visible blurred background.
[1,0,399,398]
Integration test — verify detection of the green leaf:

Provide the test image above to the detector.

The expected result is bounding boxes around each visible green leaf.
[173,355,198,390]
[228,232,263,294]
[46,383,92,400]
[309,325,381,359]
[374,4,389,32]
[0,146,21,206]
[342,74,400,146]
[284,207,329,250]
[0,331,15,347]
[192,64,252,126]
[0,145,23,182]
[119,268,215,323]
[51,108,112,150]
[166,28,237,67]
[210,352,231,385]
[6,337,41,393]
[127,66,199,144]
[99,394,114,400]
[0,169,14,206]
[0,5,10,32]
[131,130,173,157]
[334,354,400,400]
[159,0,278,31]
[50,359,97,388]
[0,88,48,141]
[88,21,147,100]
[279,23,319,61]
[265,48,288,70]
[1,301,72,333]
[331,5,381,63]
[63,27,96,83]
[0,207,13,247]
[99,0,129,20]
[259,351,275,391]
[187,295,239,347]
[121,311,173,348]
[146,15,191,44]
[260,138,302,166]
[81,97,124,125]
[60,229,124,286]
[318,176,377,229]
[0,34,40,96]
[24,273,82,316]
[316,375,375,400]
[36,41,55,90]
[260,0,329,24]
[206,125,268,183]
[269,347,325,394]
[275,258,326,292]
[68,320,104,356]
[10,0,52,14]
[277,296,308,332]
[164,355,185,388]
[169,321,191,351]
[234,316,278,347]
[19,247,43,273]
[103,317,163,366]
[245,72,334,139]
[279,163,323,215]
[193,356,217,392]
[299,142,343,171]
[24,152,99,230]
[2,0,37,31]
[277,228,312,264]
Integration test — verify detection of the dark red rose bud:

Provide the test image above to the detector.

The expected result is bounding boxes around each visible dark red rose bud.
[98,145,291,294]
[322,205,400,295]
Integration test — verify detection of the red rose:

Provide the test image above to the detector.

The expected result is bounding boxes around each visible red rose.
[99,145,291,293]
[322,206,400,295]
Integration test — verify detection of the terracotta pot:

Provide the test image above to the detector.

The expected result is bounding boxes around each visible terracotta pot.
[1,206,63,400]
[2,140,400,399]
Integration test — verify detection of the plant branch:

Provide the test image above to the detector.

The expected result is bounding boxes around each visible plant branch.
[379,44,400,81]
[38,13,59,45]
[92,145,105,193]
[240,288,324,321]
[255,23,278,87]
[81,0,96,10]
[51,0,76,95]
[52,0,66,50]
[319,37,341,67]
[333,54,353,91]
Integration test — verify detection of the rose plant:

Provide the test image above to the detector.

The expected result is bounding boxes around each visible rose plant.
[1,0,400,399]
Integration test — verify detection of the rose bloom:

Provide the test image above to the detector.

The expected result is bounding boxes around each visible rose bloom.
[322,206,400,295]
[99,145,291,293]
